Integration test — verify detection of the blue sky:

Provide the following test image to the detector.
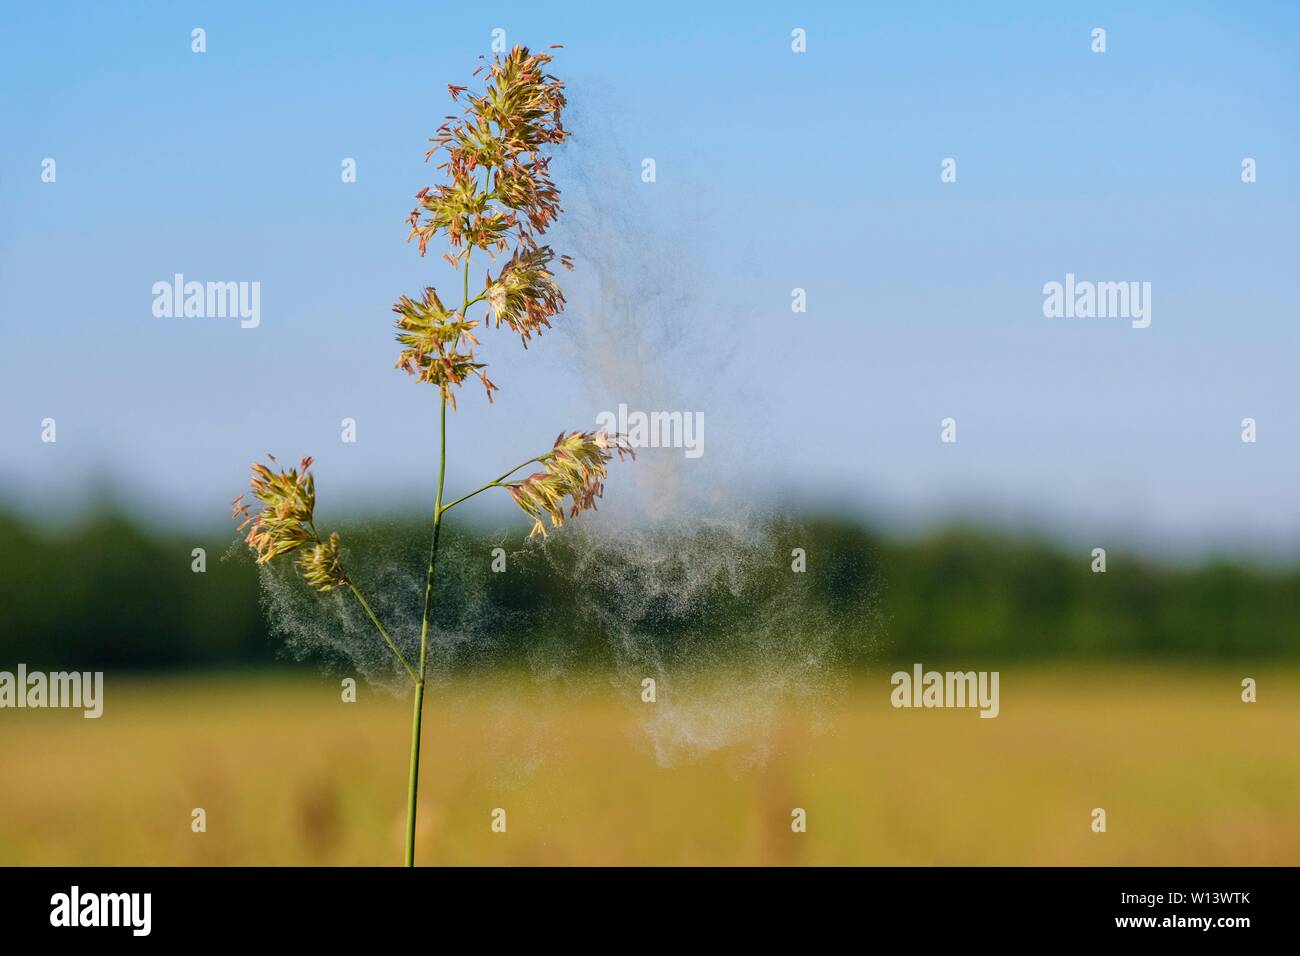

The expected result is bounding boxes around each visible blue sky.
[1,2,1297,556]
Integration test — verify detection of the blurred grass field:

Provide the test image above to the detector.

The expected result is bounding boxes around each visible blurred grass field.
[1,666,1296,866]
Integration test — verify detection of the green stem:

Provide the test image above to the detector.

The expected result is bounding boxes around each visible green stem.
[439,456,544,514]
[308,517,416,682]
[405,249,467,867]
[347,584,418,683]
[403,675,426,866]
[404,394,445,867]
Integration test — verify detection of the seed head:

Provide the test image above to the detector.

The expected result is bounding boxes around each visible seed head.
[408,46,568,261]
[505,431,635,538]
[485,246,566,345]
[392,287,496,407]
[297,532,348,592]
[232,455,349,592]
[400,44,573,397]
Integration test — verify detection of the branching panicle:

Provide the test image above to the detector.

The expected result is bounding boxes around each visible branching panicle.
[234,42,635,867]
[398,44,573,401]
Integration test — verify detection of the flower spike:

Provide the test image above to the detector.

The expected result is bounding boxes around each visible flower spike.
[505,431,635,538]
[233,456,349,592]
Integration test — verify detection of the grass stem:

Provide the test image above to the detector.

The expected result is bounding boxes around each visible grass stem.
[348,584,418,683]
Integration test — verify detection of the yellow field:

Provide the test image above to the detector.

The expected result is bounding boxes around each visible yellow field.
[1,667,1296,865]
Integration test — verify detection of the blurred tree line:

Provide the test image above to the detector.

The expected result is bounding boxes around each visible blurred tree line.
[0,508,1295,671]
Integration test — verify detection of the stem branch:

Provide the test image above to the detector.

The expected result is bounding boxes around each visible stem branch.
[439,456,544,514]
[347,584,418,683]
